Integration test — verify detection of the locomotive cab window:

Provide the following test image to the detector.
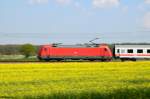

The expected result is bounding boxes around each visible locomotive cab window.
[104,48,107,51]
[137,49,143,53]
[44,48,47,51]
[127,49,133,53]
[147,49,150,53]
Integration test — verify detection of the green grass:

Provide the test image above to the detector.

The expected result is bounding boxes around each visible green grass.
[0,62,150,99]
[0,55,38,62]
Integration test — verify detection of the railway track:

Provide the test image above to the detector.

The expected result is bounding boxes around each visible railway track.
[0,59,148,63]
[0,60,119,63]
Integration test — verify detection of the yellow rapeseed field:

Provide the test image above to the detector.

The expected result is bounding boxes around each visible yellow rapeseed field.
[0,61,150,99]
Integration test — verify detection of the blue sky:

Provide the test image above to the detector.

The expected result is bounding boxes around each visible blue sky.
[0,0,150,44]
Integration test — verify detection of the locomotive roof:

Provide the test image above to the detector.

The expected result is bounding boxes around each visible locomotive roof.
[52,44,100,48]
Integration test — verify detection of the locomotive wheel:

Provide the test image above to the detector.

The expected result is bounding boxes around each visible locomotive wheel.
[89,59,95,61]
[44,59,50,62]
[102,59,111,62]
[106,59,112,62]
[56,59,62,62]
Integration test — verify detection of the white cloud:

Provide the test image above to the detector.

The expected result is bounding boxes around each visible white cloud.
[143,12,150,29]
[145,0,150,4]
[92,0,120,8]
[28,0,48,4]
[55,0,71,5]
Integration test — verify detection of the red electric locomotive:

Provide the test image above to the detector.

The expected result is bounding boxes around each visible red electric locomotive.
[38,43,112,61]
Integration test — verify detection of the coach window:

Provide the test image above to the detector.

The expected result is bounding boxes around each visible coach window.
[147,49,150,53]
[117,49,120,53]
[137,49,143,53]
[127,49,133,53]
[121,49,125,53]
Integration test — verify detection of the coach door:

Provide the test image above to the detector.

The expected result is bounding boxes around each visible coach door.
[115,49,120,57]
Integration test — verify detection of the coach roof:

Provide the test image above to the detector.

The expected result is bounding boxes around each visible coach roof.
[115,45,150,48]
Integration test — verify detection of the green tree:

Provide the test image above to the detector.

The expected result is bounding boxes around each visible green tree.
[20,44,36,58]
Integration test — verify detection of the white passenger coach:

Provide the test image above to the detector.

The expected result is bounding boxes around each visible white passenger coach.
[115,45,150,61]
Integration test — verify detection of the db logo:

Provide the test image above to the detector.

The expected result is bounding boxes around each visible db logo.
[74,51,78,54]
